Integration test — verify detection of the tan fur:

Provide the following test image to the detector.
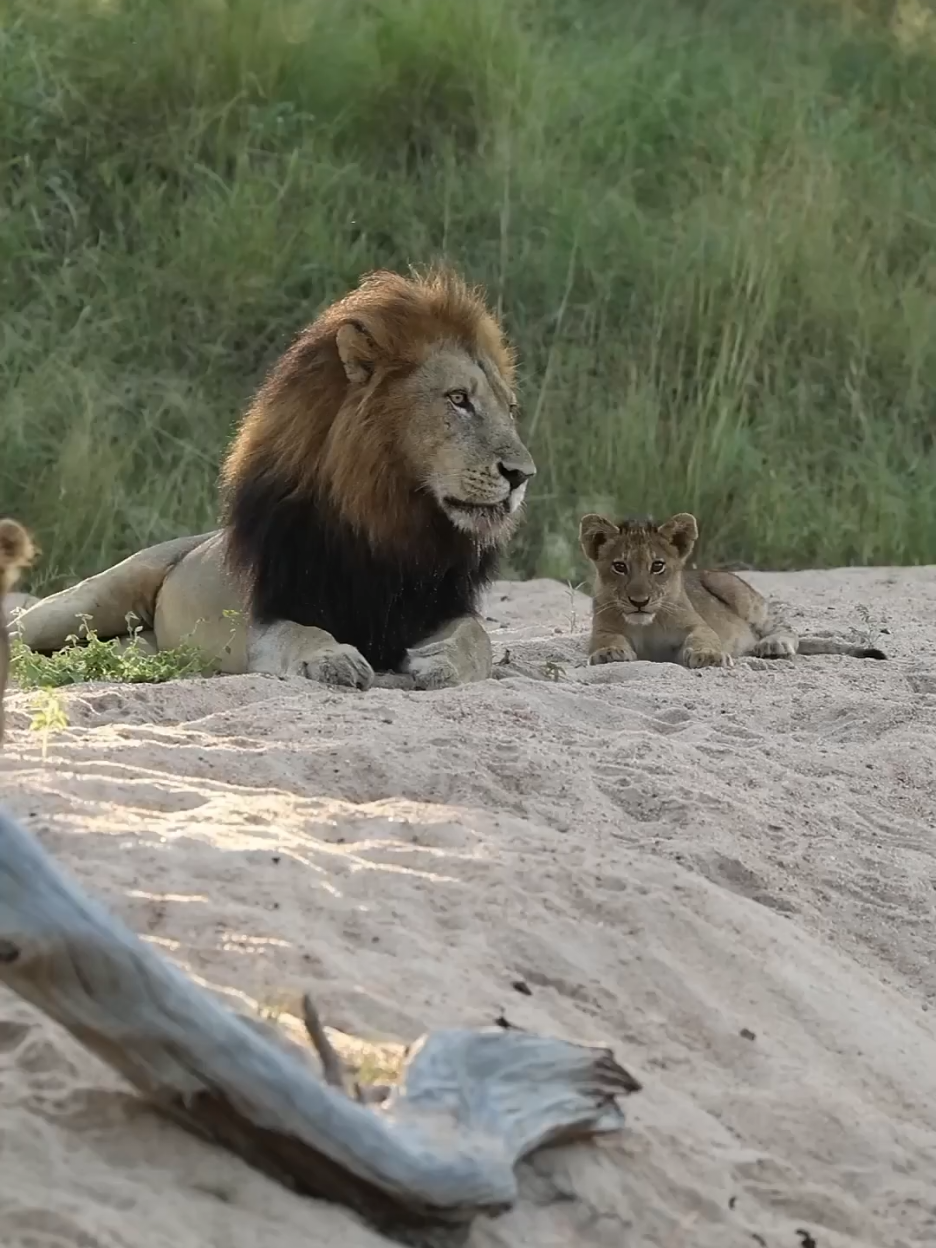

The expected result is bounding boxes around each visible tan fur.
[0,519,36,741]
[0,519,34,598]
[14,268,534,690]
[580,513,888,669]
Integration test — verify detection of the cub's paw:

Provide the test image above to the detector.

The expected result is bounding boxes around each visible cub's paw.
[684,646,734,670]
[404,651,461,691]
[752,635,796,659]
[302,645,374,690]
[588,647,635,666]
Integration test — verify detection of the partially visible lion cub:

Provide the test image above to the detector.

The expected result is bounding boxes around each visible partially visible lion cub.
[579,512,887,669]
[0,519,34,600]
[0,518,36,741]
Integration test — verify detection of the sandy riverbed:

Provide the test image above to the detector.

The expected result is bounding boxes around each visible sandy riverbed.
[0,568,934,1248]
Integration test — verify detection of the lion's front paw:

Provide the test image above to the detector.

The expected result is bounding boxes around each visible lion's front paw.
[588,646,635,666]
[752,634,796,659]
[684,646,733,670]
[303,645,374,690]
[405,651,461,691]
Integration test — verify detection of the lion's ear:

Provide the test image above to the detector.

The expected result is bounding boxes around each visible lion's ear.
[657,512,698,560]
[579,514,619,562]
[335,320,378,385]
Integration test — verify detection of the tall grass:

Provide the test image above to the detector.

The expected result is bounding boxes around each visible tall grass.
[3,0,936,590]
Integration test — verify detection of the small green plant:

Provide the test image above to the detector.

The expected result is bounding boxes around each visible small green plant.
[565,580,587,634]
[354,1047,404,1088]
[851,603,889,653]
[256,999,285,1025]
[542,659,566,682]
[28,688,69,761]
[10,613,218,689]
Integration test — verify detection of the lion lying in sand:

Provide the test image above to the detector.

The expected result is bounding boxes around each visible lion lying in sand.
[580,511,888,668]
[13,267,536,692]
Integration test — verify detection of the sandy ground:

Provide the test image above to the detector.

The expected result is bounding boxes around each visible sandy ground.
[1,569,935,1248]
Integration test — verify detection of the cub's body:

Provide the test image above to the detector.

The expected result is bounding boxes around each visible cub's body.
[579,512,886,669]
[615,568,761,665]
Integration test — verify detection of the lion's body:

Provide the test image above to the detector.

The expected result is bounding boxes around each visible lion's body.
[595,566,772,667]
[13,268,535,690]
[154,531,244,669]
[579,513,887,669]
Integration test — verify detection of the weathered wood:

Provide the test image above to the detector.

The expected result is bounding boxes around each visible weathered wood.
[0,806,639,1244]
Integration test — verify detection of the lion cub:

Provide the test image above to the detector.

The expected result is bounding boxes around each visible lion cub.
[580,512,887,669]
[0,518,36,740]
[0,519,34,599]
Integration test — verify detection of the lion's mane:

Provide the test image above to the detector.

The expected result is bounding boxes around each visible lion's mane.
[219,266,516,672]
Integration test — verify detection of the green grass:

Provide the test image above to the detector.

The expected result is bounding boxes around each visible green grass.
[9,622,213,689]
[3,0,936,594]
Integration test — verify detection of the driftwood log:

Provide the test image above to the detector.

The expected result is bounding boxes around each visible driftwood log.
[0,806,639,1244]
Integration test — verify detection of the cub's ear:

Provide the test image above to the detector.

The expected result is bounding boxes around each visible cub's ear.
[335,320,379,385]
[657,512,698,559]
[579,514,619,562]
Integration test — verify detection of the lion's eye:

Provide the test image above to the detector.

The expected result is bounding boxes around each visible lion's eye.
[650,560,666,574]
[611,560,628,575]
[447,389,472,412]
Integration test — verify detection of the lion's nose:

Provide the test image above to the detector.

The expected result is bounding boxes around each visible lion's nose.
[497,460,535,491]
[629,595,651,609]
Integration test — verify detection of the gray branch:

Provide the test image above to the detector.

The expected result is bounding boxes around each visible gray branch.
[0,806,638,1244]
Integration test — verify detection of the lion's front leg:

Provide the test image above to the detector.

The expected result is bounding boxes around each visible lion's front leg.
[247,620,374,690]
[401,615,493,691]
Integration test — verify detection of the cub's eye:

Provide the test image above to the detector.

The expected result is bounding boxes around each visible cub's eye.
[447,389,472,412]
[650,560,666,574]
[611,560,628,575]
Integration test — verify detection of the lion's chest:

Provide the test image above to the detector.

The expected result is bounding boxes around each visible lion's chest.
[230,487,496,672]
[253,531,493,672]
[304,568,473,671]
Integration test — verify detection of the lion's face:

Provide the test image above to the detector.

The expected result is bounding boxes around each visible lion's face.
[393,344,536,543]
[580,513,699,626]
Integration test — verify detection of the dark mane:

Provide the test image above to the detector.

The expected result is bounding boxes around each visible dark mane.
[225,471,497,671]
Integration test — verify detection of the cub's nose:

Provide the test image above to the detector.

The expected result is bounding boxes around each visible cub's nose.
[629,595,651,609]
[497,460,535,491]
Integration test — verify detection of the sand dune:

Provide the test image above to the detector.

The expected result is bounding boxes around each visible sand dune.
[1,568,934,1247]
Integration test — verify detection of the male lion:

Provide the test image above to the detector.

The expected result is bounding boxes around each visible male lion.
[580,512,887,669]
[0,518,36,741]
[14,267,536,691]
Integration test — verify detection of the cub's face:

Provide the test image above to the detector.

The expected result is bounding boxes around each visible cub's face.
[579,512,699,625]
[398,344,536,544]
